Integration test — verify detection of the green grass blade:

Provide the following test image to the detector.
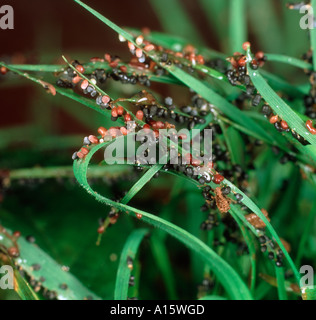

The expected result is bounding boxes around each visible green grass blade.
[265,54,312,70]
[150,232,178,300]
[199,0,228,50]
[229,0,246,53]
[311,0,316,71]
[13,269,40,300]
[295,201,316,266]
[248,0,283,53]
[275,267,287,300]
[73,141,253,300]
[0,230,100,300]
[247,49,316,150]
[121,163,164,205]
[199,295,227,300]
[74,0,270,145]
[114,229,149,300]
[149,0,204,45]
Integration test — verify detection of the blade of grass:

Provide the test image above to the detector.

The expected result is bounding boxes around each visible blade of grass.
[199,0,228,50]
[265,53,312,70]
[13,268,40,300]
[275,266,287,300]
[295,201,316,267]
[247,48,316,151]
[311,0,316,71]
[150,232,178,300]
[73,140,253,300]
[229,0,246,54]
[72,1,273,145]
[0,230,101,300]
[149,0,204,45]
[248,0,283,53]
[114,229,149,300]
[74,1,300,288]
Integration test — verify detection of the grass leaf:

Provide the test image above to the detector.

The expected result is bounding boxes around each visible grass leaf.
[114,229,149,300]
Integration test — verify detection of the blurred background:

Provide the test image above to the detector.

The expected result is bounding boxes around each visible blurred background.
[0,0,314,300]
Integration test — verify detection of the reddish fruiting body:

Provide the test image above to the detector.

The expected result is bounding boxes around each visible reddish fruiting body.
[13,231,21,238]
[102,95,110,105]
[135,48,143,58]
[88,135,99,144]
[77,151,84,159]
[128,42,135,51]
[109,127,118,138]
[111,107,118,118]
[80,80,89,90]
[76,65,85,73]
[109,61,118,68]
[191,158,202,167]
[280,120,289,130]
[0,66,8,75]
[306,120,316,134]
[72,76,81,84]
[238,56,247,67]
[213,174,224,184]
[136,213,143,219]
[119,65,127,73]
[124,113,132,122]
[117,106,124,116]
[144,44,155,51]
[255,51,265,60]
[120,127,128,135]
[269,115,279,124]
[97,226,105,234]
[136,110,144,121]
[242,41,251,51]
[98,127,107,137]
[80,147,89,155]
[251,59,259,68]
[143,124,151,131]
[90,57,104,62]
[136,35,144,45]
[104,53,111,63]
[8,247,19,258]
[196,55,205,65]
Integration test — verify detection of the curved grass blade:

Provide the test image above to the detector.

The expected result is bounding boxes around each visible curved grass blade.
[114,229,149,300]
[73,141,253,300]
[74,0,300,288]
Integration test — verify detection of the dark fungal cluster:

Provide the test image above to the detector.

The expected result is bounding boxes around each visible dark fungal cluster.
[225,43,312,150]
